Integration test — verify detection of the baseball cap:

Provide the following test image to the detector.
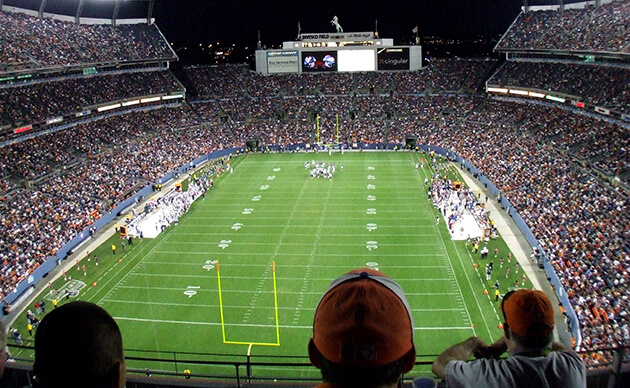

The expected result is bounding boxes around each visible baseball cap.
[502,289,555,336]
[310,268,415,370]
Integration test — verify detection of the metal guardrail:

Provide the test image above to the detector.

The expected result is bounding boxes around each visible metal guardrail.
[6,343,629,387]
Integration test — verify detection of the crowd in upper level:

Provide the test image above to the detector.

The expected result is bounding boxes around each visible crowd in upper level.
[0,70,183,129]
[184,59,495,99]
[0,10,174,72]
[489,61,630,114]
[496,0,630,53]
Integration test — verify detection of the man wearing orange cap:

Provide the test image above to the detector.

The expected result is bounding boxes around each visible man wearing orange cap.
[432,289,586,387]
[308,268,417,388]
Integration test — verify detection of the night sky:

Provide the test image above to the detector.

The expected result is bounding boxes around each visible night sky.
[4,0,587,62]
[153,0,525,48]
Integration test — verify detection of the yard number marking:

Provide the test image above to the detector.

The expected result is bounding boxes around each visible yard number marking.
[184,286,200,298]
[203,260,217,271]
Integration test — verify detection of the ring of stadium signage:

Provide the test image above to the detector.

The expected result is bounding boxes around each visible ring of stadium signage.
[256,31,422,74]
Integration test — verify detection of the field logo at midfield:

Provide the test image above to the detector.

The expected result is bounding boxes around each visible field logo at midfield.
[367,195,376,201]
[203,260,218,271]
[367,208,377,214]
[367,223,377,232]
[260,185,269,190]
[367,184,376,190]
[273,168,281,172]
[366,261,379,271]
[242,208,253,214]
[46,280,86,300]
[231,223,243,230]
[184,286,200,298]
[218,240,232,249]
[267,176,276,181]
[252,195,262,202]
[366,241,378,250]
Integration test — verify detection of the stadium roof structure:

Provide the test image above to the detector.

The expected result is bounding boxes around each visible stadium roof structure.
[523,0,612,12]
[0,0,155,25]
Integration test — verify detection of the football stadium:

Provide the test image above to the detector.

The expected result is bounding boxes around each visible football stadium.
[0,0,628,387]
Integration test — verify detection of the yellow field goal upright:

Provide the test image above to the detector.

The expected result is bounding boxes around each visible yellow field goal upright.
[216,260,280,347]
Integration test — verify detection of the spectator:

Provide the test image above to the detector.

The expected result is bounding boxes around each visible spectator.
[308,268,416,388]
[497,1,630,54]
[432,289,586,387]
[34,301,126,388]
[0,10,174,72]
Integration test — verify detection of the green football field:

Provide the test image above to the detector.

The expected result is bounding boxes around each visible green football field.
[13,151,528,380]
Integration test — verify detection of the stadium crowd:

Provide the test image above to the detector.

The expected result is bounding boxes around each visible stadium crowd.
[489,61,630,114]
[0,10,174,72]
[0,70,183,129]
[0,3,629,367]
[496,0,630,54]
[413,99,630,364]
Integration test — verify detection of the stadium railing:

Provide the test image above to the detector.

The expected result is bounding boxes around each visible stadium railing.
[4,343,629,388]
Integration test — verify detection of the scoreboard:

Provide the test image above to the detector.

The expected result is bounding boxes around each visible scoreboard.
[256,32,422,74]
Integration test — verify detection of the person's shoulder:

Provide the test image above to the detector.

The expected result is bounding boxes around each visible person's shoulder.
[549,350,586,366]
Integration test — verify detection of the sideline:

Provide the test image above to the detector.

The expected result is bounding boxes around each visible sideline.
[3,162,214,327]
[453,164,573,346]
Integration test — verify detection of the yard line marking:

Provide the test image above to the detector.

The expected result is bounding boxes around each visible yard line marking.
[146,253,450,261]
[159,241,445,247]
[112,316,475,332]
[119,274,454,282]
[186,213,436,220]
[241,175,309,326]
[465,249,503,324]
[171,231,441,237]
[413,153,476,335]
[91,219,191,354]
[144,261,452,269]
[444,229,494,339]
[111,286,458,297]
[83,236,170,305]
[101,298,314,311]
[293,177,333,325]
